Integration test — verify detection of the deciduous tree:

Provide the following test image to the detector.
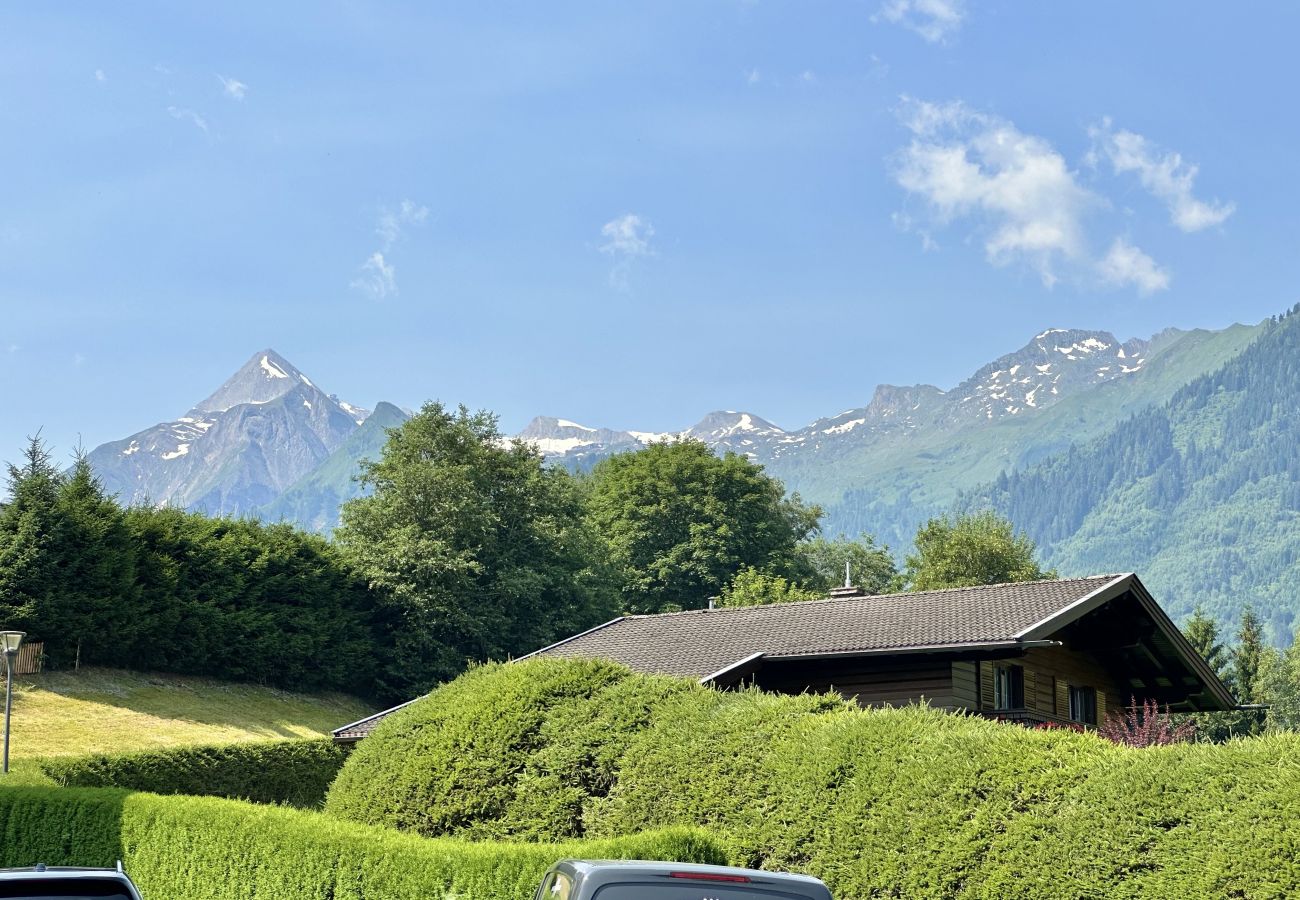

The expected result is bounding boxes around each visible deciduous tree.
[584,440,820,613]
[901,510,1053,591]
[336,402,615,695]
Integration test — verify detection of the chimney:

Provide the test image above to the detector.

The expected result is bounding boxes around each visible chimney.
[827,561,867,600]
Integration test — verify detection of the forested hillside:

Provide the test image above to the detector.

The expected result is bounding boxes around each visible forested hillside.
[969,306,1300,643]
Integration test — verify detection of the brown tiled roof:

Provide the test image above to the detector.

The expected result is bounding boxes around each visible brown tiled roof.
[333,574,1143,742]
[332,699,419,743]
[531,574,1129,679]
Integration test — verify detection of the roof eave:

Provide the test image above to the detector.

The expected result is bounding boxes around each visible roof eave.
[1014,572,1237,711]
[1013,573,1135,642]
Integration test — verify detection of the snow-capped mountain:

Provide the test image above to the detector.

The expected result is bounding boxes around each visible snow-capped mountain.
[518,329,1161,465]
[82,322,1262,535]
[87,350,379,516]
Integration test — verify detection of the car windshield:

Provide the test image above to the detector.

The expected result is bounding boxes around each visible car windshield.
[0,878,132,899]
[594,884,813,900]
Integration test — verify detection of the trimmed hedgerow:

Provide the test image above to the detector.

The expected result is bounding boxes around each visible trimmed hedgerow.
[325,657,706,838]
[41,738,347,807]
[326,657,1300,899]
[0,786,725,900]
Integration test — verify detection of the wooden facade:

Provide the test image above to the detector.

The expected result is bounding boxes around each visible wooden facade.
[751,642,1144,729]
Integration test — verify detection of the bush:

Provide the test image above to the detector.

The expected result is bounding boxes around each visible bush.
[326,658,1300,898]
[41,738,348,807]
[326,658,705,838]
[0,786,725,900]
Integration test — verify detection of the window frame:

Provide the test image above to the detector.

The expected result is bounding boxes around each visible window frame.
[993,663,1025,710]
[1068,685,1097,726]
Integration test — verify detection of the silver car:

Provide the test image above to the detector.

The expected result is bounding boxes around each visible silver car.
[534,861,832,900]
[0,863,143,899]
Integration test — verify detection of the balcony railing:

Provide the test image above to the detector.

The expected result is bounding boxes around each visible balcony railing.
[976,707,1089,730]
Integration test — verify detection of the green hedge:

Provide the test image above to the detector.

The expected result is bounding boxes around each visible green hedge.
[326,658,707,838]
[41,738,347,807]
[326,657,1300,899]
[0,786,725,900]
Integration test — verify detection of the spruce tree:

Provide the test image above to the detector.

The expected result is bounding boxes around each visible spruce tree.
[0,436,66,636]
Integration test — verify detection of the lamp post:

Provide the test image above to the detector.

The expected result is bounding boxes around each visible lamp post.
[1,630,24,774]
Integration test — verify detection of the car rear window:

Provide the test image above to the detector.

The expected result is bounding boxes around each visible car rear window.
[0,878,132,899]
[594,883,815,900]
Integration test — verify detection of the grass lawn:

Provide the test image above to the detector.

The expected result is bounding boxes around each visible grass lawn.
[0,667,372,783]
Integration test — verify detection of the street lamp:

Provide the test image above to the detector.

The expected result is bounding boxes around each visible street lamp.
[1,630,24,775]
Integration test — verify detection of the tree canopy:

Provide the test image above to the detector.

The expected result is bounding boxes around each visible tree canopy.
[335,402,616,695]
[796,533,898,595]
[715,567,822,608]
[583,440,821,613]
[901,510,1054,591]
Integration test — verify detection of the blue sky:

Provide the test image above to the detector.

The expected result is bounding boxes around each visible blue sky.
[2,1,1296,460]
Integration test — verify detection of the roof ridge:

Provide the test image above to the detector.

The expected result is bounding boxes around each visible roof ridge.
[623,573,1133,621]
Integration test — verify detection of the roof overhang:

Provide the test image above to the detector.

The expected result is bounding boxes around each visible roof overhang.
[332,697,421,744]
[1015,572,1237,710]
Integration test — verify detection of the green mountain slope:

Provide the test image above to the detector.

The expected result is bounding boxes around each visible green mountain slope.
[968,307,1300,642]
[260,401,409,531]
[804,322,1264,548]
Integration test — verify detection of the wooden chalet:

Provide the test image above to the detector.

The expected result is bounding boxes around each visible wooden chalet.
[333,573,1237,743]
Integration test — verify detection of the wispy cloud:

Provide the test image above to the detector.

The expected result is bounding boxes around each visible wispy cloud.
[1098,238,1170,295]
[167,105,209,133]
[874,0,966,44]
[351,199,429,300]
[1089,119,1234,232]
[351,252,397,300]
[376,200,430,249]
[94,69,106,83]
[217,75,248,101]
[746,68,761,86]
[599,214,655,290]
[892,98,1170,294]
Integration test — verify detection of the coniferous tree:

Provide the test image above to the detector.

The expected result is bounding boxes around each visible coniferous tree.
[0,436,66,637]
[1183,605,1229,677]
[49,454,142,667]
[1232,605,1266,702]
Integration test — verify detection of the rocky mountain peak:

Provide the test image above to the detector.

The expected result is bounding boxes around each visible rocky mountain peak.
[193,349,316,414]
[686,411,785,441]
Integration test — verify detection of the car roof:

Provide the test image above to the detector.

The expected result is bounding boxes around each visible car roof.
[0,866,138,888]
[550,860,828,888]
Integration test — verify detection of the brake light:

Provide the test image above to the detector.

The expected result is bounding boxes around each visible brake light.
[668,873,751,883]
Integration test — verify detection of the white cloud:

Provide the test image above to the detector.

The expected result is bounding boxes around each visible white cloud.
[1098,238,1170,295]
[351,200,428,299]
[376,199,430,250]
[351,252,397,300]
[746,68,761,86]
[167,106,208,133]
[1090,120,1234,232]
[800,70,817,83]
[599,214,655,291]
[600,214,654,258]
[894,99,1179,295]
[217,75,248,100]
[894,99,1098,287]
[94,69,106,83]
[874,0,965,43]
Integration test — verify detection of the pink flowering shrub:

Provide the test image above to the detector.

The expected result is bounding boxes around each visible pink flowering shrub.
[1097,696,1197,747]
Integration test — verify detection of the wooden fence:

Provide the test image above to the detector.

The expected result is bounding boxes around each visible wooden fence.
[15,640,44,675]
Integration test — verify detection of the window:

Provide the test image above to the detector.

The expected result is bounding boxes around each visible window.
[1069,686,1097,726]
[993,664,1024,710]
